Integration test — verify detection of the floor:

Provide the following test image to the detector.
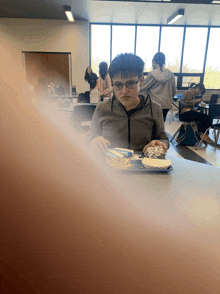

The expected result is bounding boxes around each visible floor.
[36,97,220,169]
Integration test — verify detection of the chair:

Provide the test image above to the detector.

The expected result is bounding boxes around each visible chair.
[72,104,96,133]
[169,94,183,124]
[209,94,219,105]
[195,104,220,150]
[77,92,90,103]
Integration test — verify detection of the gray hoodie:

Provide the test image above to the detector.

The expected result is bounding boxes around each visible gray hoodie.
[90,95,169,152]
[139,68,176,109]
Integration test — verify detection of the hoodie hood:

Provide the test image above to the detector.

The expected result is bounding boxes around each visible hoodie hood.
[151,68,173,83]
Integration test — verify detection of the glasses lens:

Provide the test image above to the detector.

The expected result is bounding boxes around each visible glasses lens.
[113,81,138,90]
[126,81,137,89]
[113,84,123,90]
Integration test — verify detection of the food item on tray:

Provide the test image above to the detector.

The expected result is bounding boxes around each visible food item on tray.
[113,148,134,158]
[144,146,166,159]
[201,102,207,107]
[142,158,171,170]
[107,157,134,170]
[105,148,125,158]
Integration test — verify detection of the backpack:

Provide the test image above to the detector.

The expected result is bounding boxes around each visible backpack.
[176,122,201,146]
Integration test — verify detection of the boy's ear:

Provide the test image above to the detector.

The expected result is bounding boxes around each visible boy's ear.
[140,76,145,87]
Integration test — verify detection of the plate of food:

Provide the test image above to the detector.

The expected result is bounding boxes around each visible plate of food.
[105,148,173,172]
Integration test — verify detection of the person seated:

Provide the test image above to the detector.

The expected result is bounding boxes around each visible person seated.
[97,61,113,101]
[90,53,169,153]
[180,83,213,144]
[48,81,59,96]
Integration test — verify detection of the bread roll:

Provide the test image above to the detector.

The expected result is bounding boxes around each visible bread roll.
[142,158,171,169]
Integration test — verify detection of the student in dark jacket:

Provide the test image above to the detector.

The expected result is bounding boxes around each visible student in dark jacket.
[84,67,98,90]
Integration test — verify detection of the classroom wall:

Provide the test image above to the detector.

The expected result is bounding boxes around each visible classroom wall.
[0,18,90,94]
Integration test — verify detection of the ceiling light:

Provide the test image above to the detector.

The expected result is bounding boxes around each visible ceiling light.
[65,6,74,22]
[212,1,220,3]
[167,8,185,25]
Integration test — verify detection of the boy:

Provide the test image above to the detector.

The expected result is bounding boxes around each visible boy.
[90,53,169,153]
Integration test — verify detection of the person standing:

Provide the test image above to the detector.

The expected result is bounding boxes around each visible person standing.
[84,67,98,91]
[139,52,176,122]
[97,62,113,101]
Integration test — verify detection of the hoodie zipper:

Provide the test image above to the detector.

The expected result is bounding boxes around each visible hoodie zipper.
[111,95,152,149]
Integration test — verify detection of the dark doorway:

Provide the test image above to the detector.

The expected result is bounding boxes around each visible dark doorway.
[23,52,71,96]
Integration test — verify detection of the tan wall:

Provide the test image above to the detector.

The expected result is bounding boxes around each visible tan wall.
[0,18,90,94]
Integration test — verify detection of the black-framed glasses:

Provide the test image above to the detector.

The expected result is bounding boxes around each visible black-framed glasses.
[112,80,139,91]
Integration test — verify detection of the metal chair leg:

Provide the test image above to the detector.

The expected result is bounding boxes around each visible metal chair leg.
[170,126,181,142]
[195,128,210,150]
[214,129,220,146]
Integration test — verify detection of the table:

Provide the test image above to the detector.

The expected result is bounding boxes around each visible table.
[109,155,220,214]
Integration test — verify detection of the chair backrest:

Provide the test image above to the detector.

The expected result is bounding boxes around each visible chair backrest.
[209,94,219,105]
[77,92,90,103]
[72,104,96,124]
[209,104,220,121]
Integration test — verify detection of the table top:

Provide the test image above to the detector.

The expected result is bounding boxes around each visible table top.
[108,155,220,213]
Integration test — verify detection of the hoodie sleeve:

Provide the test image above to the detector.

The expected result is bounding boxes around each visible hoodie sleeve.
[139,73,156,96]
[172,75,176,97]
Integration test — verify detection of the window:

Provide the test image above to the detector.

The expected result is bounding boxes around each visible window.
[182,27,208,73]
[90,24,218,90]
[112,25,135,60]
[182,76,200,88]
[136,26,160,72]
[91,24,111,74]
[204,28,220,89]
[160,26,184,73]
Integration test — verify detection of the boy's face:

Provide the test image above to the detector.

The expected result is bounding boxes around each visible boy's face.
[112,74,144,111]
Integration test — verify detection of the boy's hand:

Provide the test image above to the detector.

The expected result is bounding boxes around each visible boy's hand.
[91,136,111,153]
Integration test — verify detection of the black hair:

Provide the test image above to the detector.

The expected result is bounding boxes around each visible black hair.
[109,53,144,80]
[189,83,206,95]
[84,67,93,81]
[99,62,108,80]
[152,52,165,72]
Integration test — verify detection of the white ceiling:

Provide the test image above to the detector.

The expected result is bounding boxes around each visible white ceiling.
[90,1,220,25]
[0,0,220,26]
